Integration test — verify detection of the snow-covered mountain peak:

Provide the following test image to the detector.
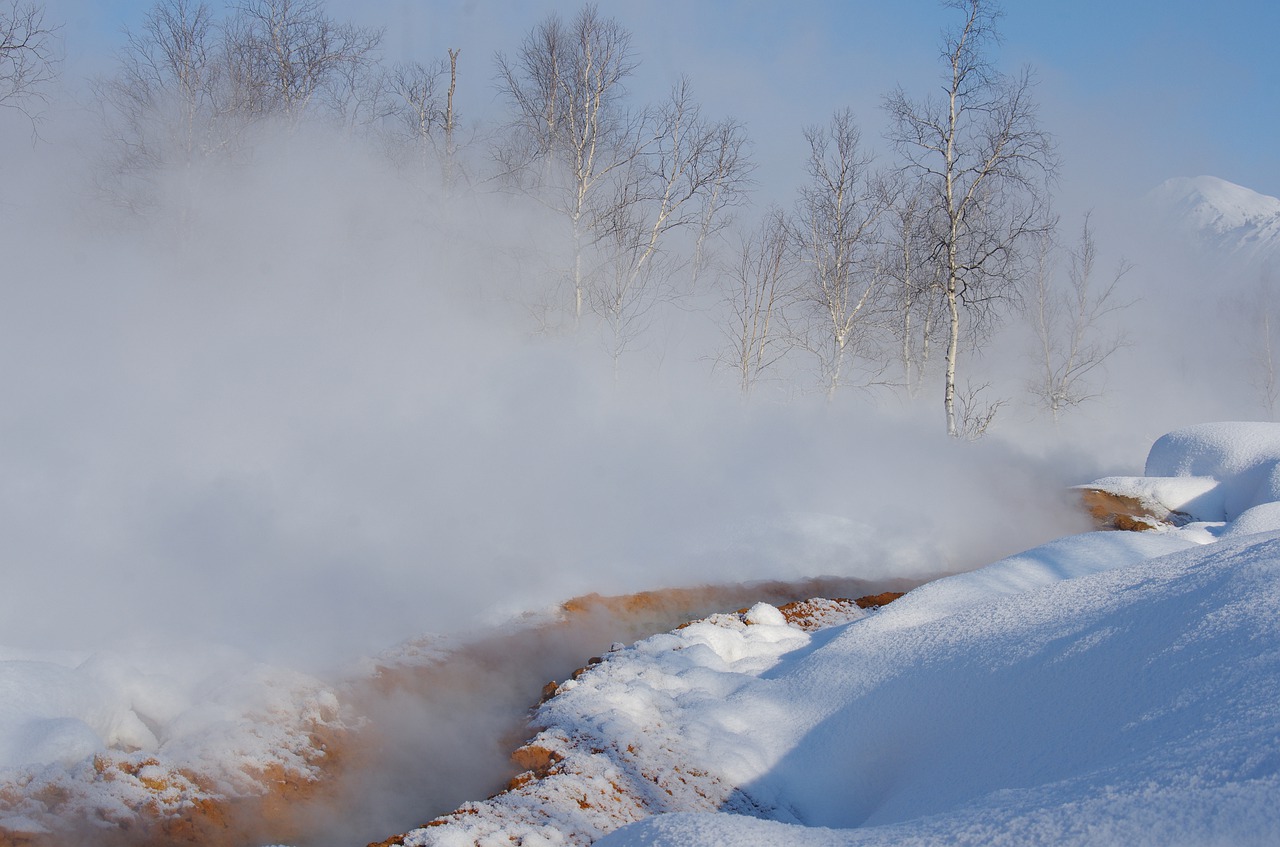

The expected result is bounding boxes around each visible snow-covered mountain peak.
[1148,175,1280,268]
[1152,175,1280,234]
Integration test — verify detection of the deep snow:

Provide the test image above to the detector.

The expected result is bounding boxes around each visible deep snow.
[390,422,1280,847]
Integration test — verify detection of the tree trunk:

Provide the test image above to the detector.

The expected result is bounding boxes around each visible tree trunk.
[572,216,584,323]
[945,284,960,437]
[444,48,458,190]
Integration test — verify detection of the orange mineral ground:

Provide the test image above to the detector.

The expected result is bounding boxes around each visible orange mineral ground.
[0,574,928,847]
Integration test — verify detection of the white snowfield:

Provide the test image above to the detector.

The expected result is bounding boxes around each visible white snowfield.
[400,422,1280,847]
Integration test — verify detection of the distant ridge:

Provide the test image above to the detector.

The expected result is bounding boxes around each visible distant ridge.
[1147,175,1280,270]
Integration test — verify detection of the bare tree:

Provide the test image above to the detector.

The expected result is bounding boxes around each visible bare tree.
[496,7,751,366]
[442,47,459,188]
[0,0,57,124]
[587,80,750,375]
[223,0,382,128]
[689,116,752,288]
[384,58,447,164]
[93,0,232,213]
[112,0,222,157]
[95,0,384,213]
[791,108,887,398]
[495,4,644,325]
[1028,214,1132,421]
[589,209,672,380]
[1243,271,1280,418]
[956,380,1006,440]
[718,207,794,395]
[881,172,946,393]
[885,0,1056,436]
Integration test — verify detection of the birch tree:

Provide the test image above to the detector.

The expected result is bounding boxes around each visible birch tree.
[94,0,231,213]
[96,0,383,212]
[885,0,1056,436]
[0,0,56,124]
[1028,214,1132,421]
[589,78,751,372]
[495,4,642,325]
[718,207,794,395]
[881,172,945,393]
[384,52,461,186]
[689,116,752,288]
[497,7,751,358]
[223,0,382,128]
[791,108,887,398]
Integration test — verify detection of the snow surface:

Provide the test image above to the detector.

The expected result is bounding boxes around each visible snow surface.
[395,422,1280,847]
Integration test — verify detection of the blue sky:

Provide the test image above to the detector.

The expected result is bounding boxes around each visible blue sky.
[47,0,1280,207]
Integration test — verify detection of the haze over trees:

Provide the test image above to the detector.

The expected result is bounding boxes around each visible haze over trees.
[13,0,1266,433]
[1028,214,1133,422]
[493,5,750,370]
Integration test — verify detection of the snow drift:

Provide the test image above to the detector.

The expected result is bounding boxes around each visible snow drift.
[388,421,1280,847]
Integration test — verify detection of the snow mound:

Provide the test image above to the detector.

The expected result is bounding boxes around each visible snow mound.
[1081,421,1280,525]
[597,529,1280,846]
[1145,422,1280,519]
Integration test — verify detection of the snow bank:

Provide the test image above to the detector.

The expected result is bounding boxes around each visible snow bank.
[0,661,156,769]
[597,528,1280,846]
[389,601,869,847]
[400,422,1280,847]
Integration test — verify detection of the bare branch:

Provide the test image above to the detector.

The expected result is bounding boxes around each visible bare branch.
[790,108,889,397]
[884,0,1056,436]
[0,0,59,124]
[715,207,795,395]
[1027,213,1134,421]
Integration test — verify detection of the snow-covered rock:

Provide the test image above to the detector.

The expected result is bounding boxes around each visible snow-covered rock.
[1083,421,1280,525]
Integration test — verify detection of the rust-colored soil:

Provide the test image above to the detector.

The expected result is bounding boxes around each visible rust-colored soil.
[0,721,350,847]
[366,581,927,847]
[1077,488,1182,531]
[1,574,933,847]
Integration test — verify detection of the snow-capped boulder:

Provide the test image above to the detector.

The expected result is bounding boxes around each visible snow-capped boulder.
[1081,422,1280,528]
[1145,422,1280,519]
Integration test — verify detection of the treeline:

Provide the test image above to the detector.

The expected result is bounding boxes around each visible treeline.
[4,0,1139,437]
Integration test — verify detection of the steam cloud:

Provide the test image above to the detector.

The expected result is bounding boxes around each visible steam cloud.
[0,119,1110,671]
[2,5,1274,846]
